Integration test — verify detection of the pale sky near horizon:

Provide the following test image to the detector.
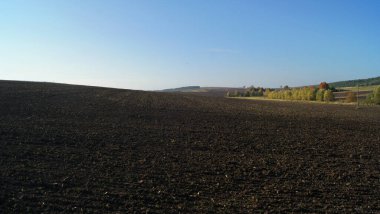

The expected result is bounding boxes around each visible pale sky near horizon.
[1,0,380,90]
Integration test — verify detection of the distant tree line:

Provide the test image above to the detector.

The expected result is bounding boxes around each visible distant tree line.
[266,85,335,102]
[227,82,336,102]
[226,82,380,105]
[226,86,266,97]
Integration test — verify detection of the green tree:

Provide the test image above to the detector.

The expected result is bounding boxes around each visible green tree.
[324,90,334,102]
[284,90,292,100]
[292,89,301,100]
[374,86,380,104]
[316,89,325,101]
[308,87,317,101]
[264,89,271,97]
[257,88,264,96]
[365,92,374,104]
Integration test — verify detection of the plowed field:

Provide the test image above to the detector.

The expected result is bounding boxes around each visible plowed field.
[1,81,379,213]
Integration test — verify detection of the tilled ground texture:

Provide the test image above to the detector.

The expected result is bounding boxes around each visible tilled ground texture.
[1,80,380,213]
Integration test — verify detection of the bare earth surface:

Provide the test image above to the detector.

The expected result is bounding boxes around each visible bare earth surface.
[1,81,379,213]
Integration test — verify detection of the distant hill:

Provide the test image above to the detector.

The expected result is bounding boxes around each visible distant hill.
[329,76,380,88]
[161,76,380,96]
[160,86,246,97]
[161,86,202,92]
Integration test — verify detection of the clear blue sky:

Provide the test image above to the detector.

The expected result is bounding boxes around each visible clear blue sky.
[1,0,379,90]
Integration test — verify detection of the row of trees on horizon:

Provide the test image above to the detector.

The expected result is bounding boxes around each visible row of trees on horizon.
[226,82,380,104]
[227,82,336,102]
[226,87,265,97]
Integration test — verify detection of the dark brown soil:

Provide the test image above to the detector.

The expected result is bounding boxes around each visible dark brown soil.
[1,80,379,213]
